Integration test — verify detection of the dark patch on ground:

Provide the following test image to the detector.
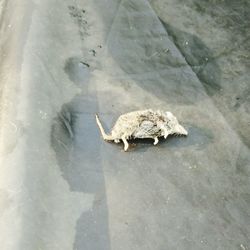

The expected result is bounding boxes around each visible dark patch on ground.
[177,0,250,71]
[181,0,250,39]
[232,88,250,113]
[68,5,89,41]
[160,20,221,96]
[64,57,90,87]
[51,94,111,249]
[53,57,110,249]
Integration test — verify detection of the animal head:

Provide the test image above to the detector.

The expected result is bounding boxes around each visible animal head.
[157,111,188,138]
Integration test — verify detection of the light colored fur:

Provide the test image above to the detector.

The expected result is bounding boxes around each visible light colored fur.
[95,109,188,151]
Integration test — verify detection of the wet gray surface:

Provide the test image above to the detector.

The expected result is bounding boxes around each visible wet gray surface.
[0,0,249,249]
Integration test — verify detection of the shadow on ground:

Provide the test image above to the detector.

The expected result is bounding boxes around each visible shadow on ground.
[51,57,110,250]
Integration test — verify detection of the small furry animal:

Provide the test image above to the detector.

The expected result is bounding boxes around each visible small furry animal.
[95,109,188,151]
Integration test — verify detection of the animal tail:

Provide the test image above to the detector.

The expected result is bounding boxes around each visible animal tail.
[95,114,114,141]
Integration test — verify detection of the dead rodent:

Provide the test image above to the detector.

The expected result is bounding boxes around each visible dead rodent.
[95,109,188,151]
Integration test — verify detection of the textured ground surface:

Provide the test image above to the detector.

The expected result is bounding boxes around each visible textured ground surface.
[0,0,249,249]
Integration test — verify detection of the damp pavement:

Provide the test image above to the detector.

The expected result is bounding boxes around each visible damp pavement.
[0,0,249,249]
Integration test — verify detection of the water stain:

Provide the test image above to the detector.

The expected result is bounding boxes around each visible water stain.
[51,94,111,249]
[64,57,90,87]
[50,56,111,249]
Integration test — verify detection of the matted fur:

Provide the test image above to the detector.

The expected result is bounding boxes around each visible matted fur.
[96,109,188,151]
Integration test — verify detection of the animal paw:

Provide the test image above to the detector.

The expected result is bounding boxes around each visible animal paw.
[122,136,129,151]
[153,137,159,145]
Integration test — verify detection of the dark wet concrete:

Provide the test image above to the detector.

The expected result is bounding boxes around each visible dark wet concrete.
[0,0,249,249]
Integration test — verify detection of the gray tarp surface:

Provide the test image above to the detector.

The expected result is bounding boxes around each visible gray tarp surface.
[0,0,249,249]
